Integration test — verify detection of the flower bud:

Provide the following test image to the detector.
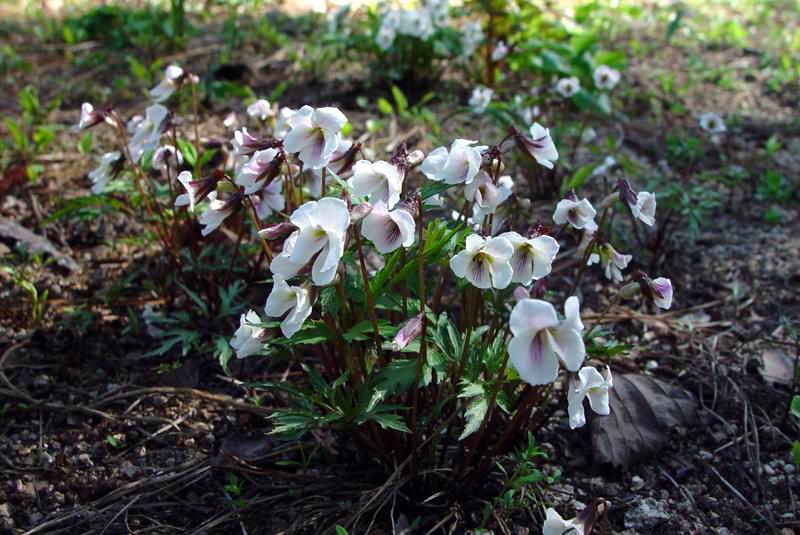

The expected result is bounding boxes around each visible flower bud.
[391,313,424,351]
[530,278,547,299]
[617,177,638,208]
[396,194,419,219]
[258,221,297,242]
[513,286,530,301]
[350,201,373,222]
[329,141,360,176]
[74,102,108,131]
[633,270,673,310]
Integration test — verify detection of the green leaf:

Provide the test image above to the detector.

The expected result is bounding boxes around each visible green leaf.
[3,117,27,151]
[33,125,56,149]
[78,132,93,154]
[459,395,488,440]
[391,85,408,115]
[420,180,455,200]
[343,319,394,342]
[562,163,597,195]
[176,139,197,167]
[793,441,800,467]
[335,526,350,535]
[126,55,150,82]
[215,337,234,374]
[376,97,394,116]
[791,396,800,419]
[375,358,421,395]
[369,412,410,433]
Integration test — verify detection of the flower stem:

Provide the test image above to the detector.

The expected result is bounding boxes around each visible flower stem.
[190,79,201,178]
[353,226,385,364]
[409,197,428,450]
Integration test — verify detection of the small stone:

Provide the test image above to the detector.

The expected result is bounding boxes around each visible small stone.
[15,480,35,500]
[763,464,776,477]
[630,475,645,491]
[645,360,659,370]
[119,461,138,479]
[699,450,713,461]
[624,497,670,530]
[77,453,93,467]
[785,464,796,474]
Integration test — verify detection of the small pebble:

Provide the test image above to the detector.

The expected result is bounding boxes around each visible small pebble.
[763,464,776,477]
[631,475,645,490]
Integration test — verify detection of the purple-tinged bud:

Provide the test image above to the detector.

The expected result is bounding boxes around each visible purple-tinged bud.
[74,102,108,131]
[175,170,222,211]
[202,137,227,150]
[396,194,419,219]
[527,223,550,239]
[329,142,361,176]
[350,202,373,222]
[232,128,282,157]
[511,124,558,169]
[563,188,578,202]
[633,269,673,310]
[258,221,297,242]
[513,286,530,301]
[617,177,638,208]
[530,278,547,299]
[391,313,424,351]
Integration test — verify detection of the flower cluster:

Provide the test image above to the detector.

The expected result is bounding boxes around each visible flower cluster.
[375,0,449,50]
[75,60,675,522]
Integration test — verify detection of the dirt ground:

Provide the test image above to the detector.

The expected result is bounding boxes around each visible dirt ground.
[1,4,800,534]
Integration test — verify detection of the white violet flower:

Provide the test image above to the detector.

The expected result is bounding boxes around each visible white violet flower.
[247,99,273,121]
[469,85,493,113]
[236,148,281,195]
[255,179,285,219]
[508,297,586,385]
[149,65,185,103]
[498,231,560,285]
[361,200,416,254]
[555,77,580,98]
[230,310,265,359]
[420,139,487,185]
[128,104,168,163]
[567,366,613,429]
[699,112,726,134]
[593,65,620,90]
[264,274,313,338]
[199,191,240,236]
[515,123,558,169]
[631,191,656,226]
[450,234,514,289]
[283,105,348,169]
[588,243,631,283]
[466,171,513,220]
[349,160,403,209]
[282,198,351,286]
[542,507,585,535]
[553,196,596,230]
[88,151,122,194]
[491,40,509,61]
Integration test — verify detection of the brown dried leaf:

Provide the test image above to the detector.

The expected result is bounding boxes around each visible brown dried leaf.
[591,373,697,467]
[0,216,80,271]
[760,348,795,385]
